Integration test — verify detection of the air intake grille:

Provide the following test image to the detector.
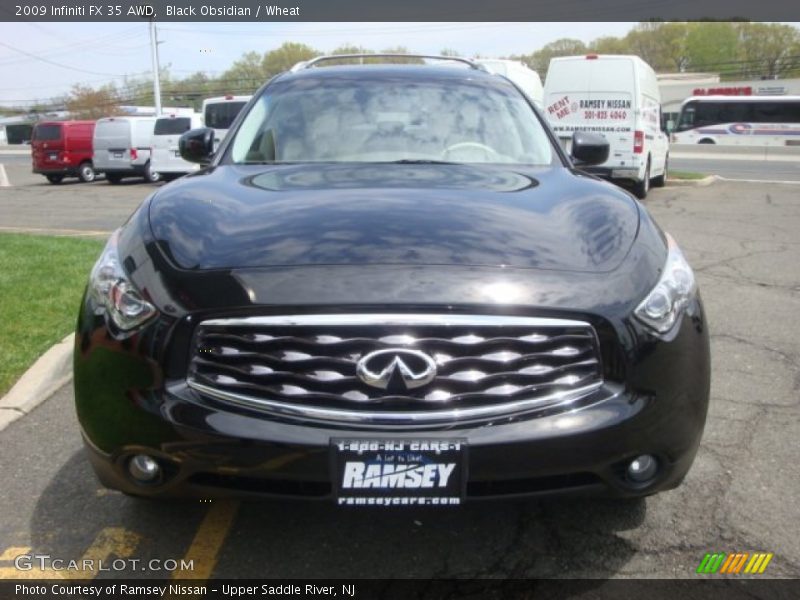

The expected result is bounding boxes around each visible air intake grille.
[187,314,603,426]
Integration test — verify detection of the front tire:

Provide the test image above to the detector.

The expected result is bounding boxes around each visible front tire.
[143,161,160,183]
[46,174,63,184]
[633,160,650,199]
[78,162,96,183]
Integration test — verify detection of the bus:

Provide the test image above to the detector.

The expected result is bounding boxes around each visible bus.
[672,95,800,146]
[201,95,252,148]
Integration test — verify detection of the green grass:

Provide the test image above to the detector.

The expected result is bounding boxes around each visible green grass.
[669,170,708,180]
[0,233,104,396]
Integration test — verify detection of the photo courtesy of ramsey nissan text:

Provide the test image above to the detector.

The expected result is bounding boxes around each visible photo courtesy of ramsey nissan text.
[0,5,799,598]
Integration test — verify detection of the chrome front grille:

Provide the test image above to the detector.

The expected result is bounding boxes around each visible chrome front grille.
[187,314,604,426]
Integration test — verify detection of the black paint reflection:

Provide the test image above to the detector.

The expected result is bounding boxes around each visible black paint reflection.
[149,164,637,273]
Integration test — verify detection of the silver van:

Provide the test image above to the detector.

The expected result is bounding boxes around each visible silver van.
[93,117,159,184]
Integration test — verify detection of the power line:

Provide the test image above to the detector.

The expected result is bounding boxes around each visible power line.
[0,40,129,77]
[0,28,144,67]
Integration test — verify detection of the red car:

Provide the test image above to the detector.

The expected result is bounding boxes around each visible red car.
[31,120,97,184]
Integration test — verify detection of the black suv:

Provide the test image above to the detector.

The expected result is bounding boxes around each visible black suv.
[75,55,710,505]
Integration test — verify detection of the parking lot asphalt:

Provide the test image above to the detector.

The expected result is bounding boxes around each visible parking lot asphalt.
[0,164,153,237]
[0,172,798,580]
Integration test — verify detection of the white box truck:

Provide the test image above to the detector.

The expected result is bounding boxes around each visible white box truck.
[476,59,544,107]
[543,54,669,198]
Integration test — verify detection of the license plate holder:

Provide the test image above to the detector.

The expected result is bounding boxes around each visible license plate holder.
[331,439,467,507]
[113,151,123,159]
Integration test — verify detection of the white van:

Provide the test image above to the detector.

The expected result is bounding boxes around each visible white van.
[202,95,252,149]
[150,113,204,180]
[93,116,159,184]
[543,54,669,198]
[476,59,543,107]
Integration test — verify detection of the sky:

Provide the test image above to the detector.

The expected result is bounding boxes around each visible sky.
[0,22,637,108]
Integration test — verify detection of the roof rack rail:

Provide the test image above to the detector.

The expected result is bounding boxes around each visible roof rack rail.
[289,54,487,73]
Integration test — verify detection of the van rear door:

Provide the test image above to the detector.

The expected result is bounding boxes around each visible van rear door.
[544,57,636,166]
[31,123,64,171]
[131,118,156,166]
[94,119,132,171]
[151,116,193,173]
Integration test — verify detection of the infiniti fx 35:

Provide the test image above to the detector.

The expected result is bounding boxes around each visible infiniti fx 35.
[74,56,710,505]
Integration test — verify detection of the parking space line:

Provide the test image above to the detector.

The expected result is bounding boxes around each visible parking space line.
[67,527,141,579]
[0,546,30,561]
[0,527,140,580]
[172,500,240,581]
[0,164,10,187]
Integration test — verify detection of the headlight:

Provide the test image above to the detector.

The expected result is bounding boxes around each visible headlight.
[634,233,697,334]
[89,230,157,332]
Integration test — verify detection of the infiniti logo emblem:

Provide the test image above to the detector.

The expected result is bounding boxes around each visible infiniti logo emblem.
[356,349,437,392]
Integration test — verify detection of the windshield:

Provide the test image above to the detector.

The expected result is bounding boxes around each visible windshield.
[229,76,554,165]
[205,102,247,130]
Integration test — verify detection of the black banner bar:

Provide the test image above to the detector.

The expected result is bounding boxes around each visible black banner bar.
[2,579,800,600]
[2,0,800,22]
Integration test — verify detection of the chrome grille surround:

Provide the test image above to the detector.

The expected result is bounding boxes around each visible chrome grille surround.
[187,314,604,427]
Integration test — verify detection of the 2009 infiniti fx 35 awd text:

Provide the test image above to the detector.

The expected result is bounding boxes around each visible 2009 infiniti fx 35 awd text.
[74,55,710,506]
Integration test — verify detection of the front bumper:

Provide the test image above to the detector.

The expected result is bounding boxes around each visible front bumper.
[581,165,645,182]
[33,166,79,176]
[74,301,710,502]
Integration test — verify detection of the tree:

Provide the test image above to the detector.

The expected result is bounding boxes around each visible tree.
[262,42,319,77]
[624,22,689,72]
[222,51,269,90]
[64,84,123,119]
[314,45,371,66]
[524,38,588,78]
[684,22,739,75]
[589,36,631,55]
[736,23,800,79]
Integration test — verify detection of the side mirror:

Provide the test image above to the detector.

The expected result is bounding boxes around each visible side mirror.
[570,131,609,166]
[179,127,215,165]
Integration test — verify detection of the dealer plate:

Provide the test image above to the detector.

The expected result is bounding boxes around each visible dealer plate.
[331,439,467,507]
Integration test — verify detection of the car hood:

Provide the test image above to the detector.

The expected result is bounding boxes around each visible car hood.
[148,163,640,273]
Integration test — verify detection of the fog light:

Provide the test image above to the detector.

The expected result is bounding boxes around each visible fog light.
[627,454,658,483]
[128,454,161,483]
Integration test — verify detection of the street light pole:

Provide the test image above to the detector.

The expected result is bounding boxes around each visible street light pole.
[149,20,162,115]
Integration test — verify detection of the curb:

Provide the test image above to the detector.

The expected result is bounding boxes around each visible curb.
[666,175,718,187]
[0,333,74,432]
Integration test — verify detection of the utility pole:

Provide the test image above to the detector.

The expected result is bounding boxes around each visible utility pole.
[149,19,162,115]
